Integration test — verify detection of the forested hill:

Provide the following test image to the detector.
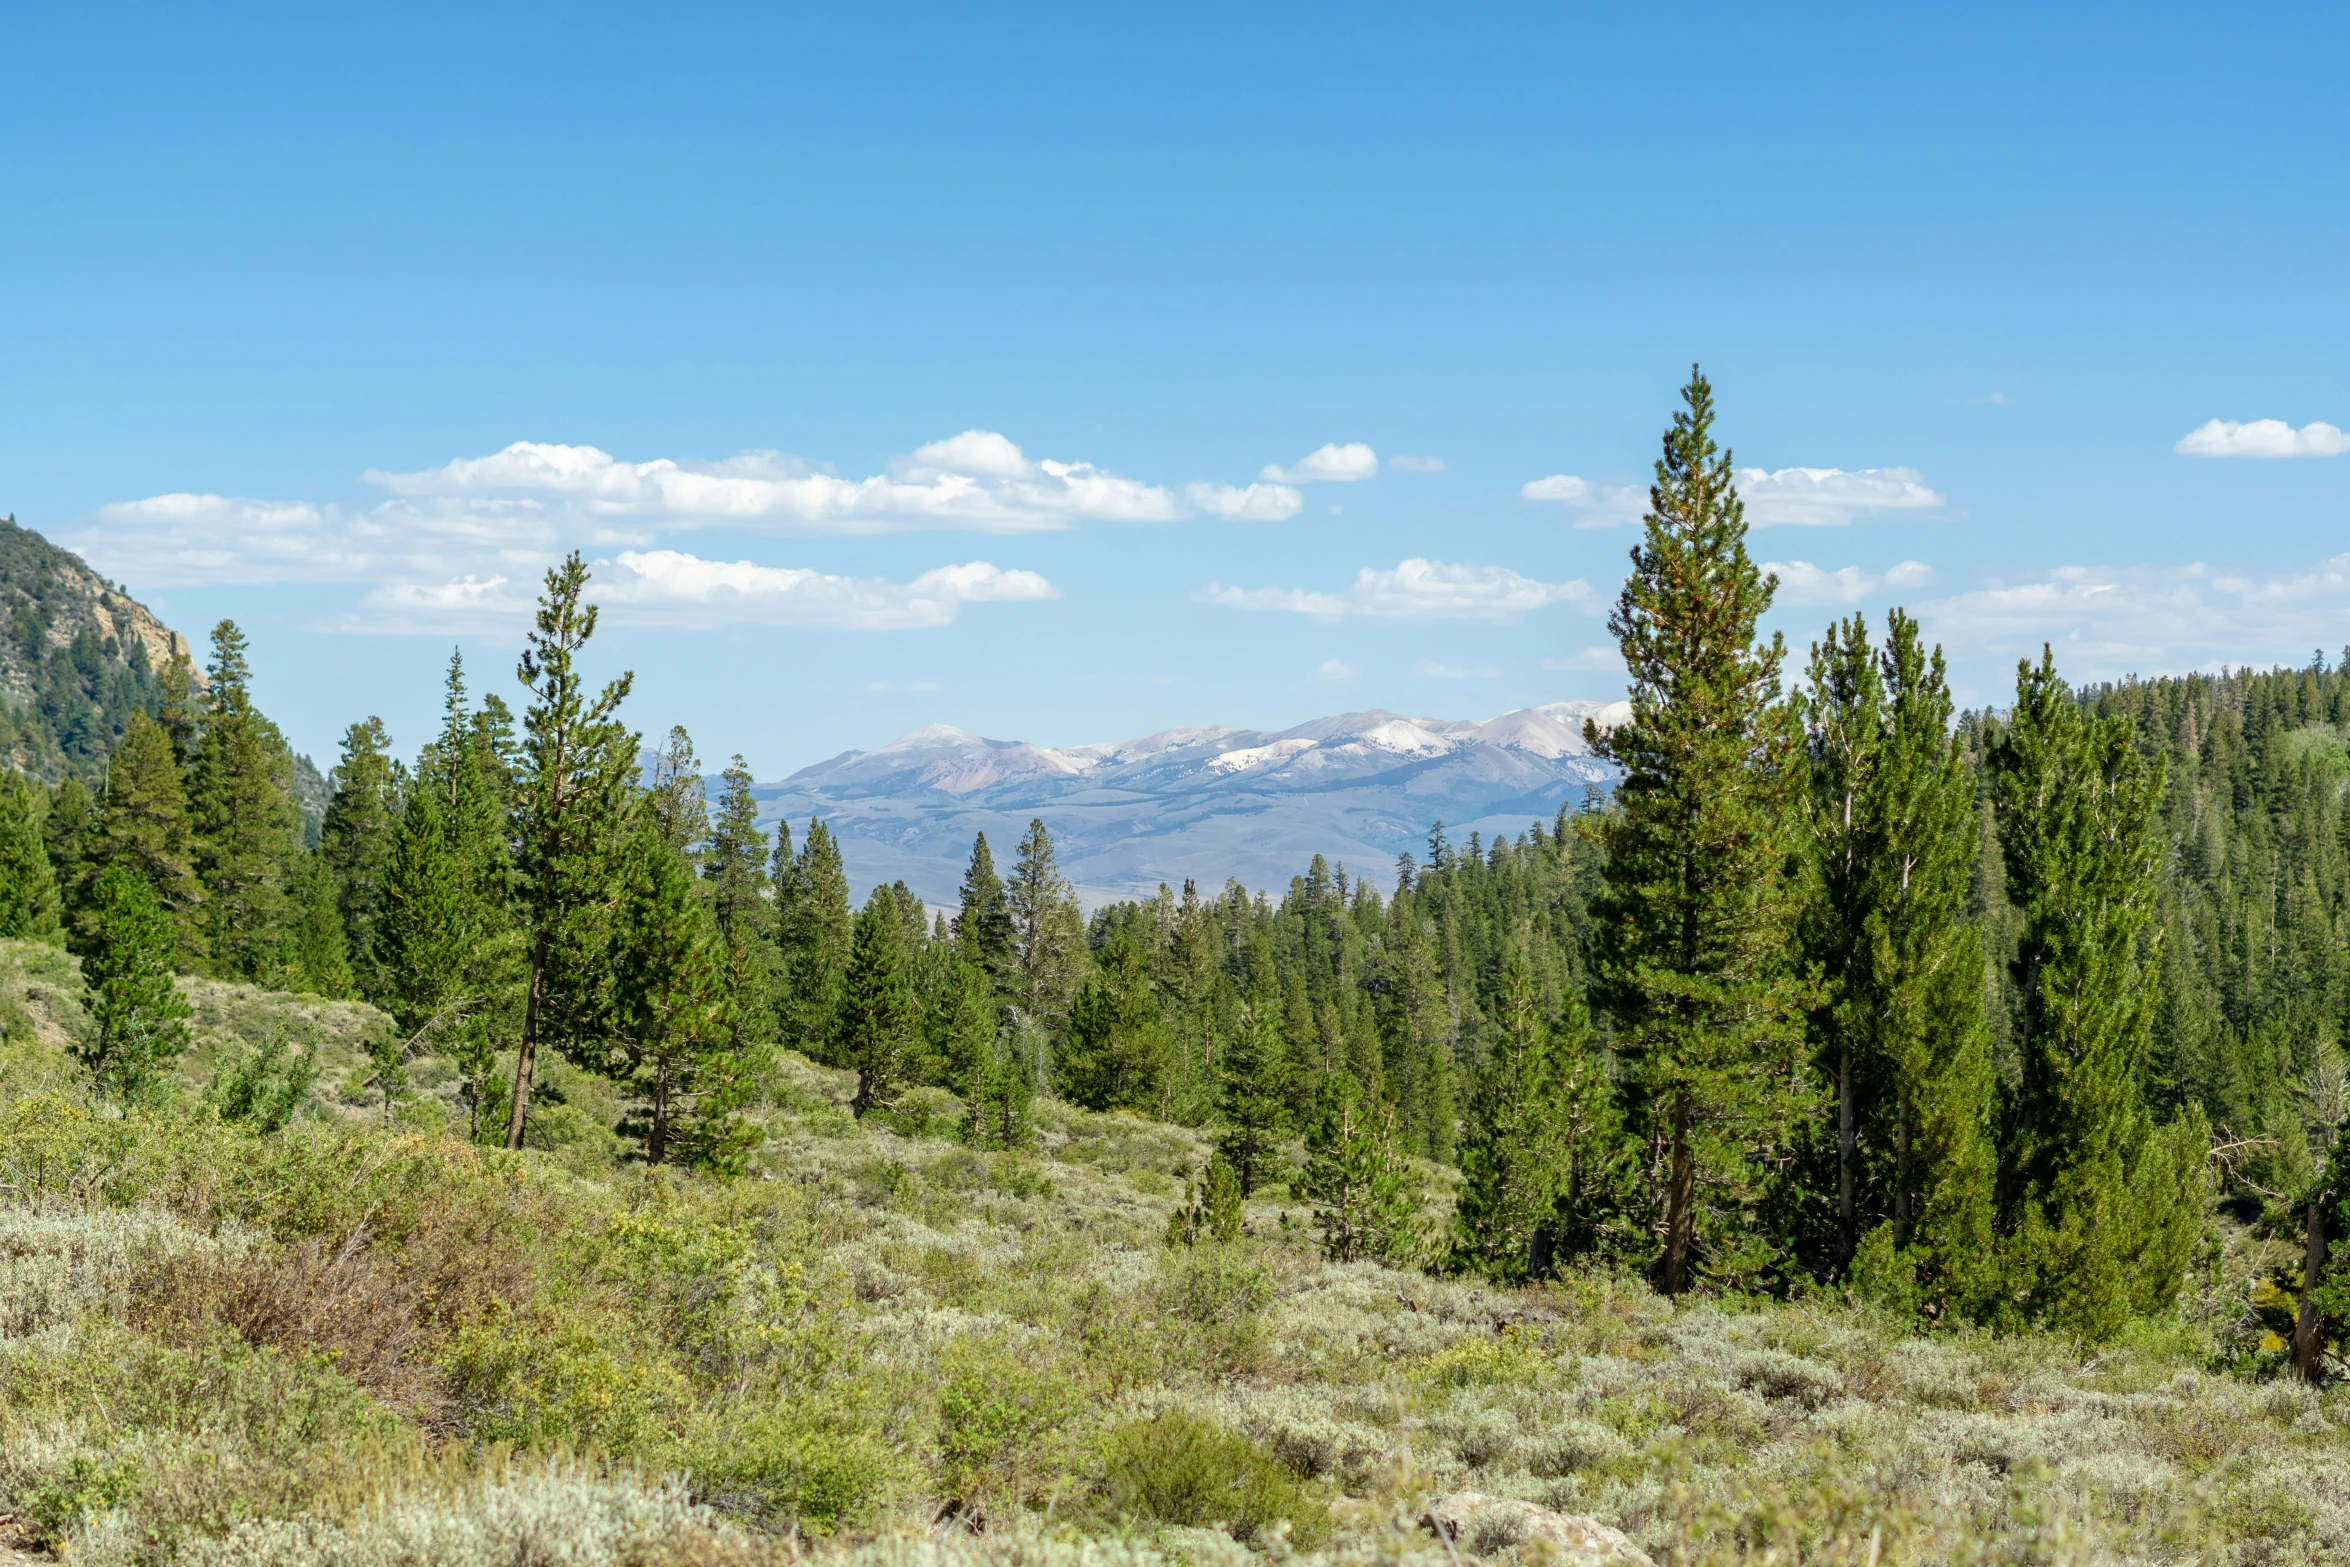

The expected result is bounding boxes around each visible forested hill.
[0,513,200,785]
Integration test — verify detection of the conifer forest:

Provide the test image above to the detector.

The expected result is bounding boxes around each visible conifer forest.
[4,373,2348,1565]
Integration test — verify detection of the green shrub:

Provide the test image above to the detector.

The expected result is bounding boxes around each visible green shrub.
[22,1451,139,1545]
[683,1411,900,1533]
[936,1344,1086,1511]
[1093,1411,1328,1546]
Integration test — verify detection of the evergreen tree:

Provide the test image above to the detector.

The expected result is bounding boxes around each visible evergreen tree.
[775,818,854,1054]
[1006,817,1087,1033]
[921,943,999,1091]
[1450,948,1603,1281]
[1990,649,2209,1336]
[955,832,1017,998]
[77,864,192,1101]
[703,755,775,1060]
[187,620,303,981]
[606,809,761,1170]
[1796,611,1995,1310]
[288,851,353,997]
[1060,927,1168,1110]
[509,554,638,1149]
[964,1030,1035,1150]
[1584,367,1809,1294]
[1300,1073,1421,1264]
[835,886,919,1117]
[1215,1002,1288,1196]
[646,724,707,860]
[0,768,61,942]
[86,711,202,953]
[320,716,399,986]
[704,756,770,943]
[43,775,96,912]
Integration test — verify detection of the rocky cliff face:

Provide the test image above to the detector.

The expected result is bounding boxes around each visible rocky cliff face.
[0,515,204,783]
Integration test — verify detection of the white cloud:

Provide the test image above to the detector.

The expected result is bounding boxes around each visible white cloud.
[1186,481,1305,522]
[2175,419,2350,458]
[1261,443,1379,484]
[1387,454,1448,473]
[1520,474,1649,528]
[1316,659,1358,681]
[1737,467,1945,527]
[1199,558,1598,622]
[356,550,1059,634]
[1414,660,1498,679]
[1761,559,1934,607]
[365,432,1185,535]
[1913,554,2350,676]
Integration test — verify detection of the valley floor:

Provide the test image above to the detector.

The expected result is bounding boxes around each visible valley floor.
[1,942,2345,1566]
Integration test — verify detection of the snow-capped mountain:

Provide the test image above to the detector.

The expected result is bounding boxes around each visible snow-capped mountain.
[751,701,1629,908]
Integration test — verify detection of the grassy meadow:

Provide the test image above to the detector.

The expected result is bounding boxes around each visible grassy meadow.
[1,939,2345,1566]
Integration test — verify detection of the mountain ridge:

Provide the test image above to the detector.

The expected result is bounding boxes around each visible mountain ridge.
[750,699,1629,907]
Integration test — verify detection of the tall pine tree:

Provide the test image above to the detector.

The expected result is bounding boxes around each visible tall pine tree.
[187,621,302,981]
[1584,367,1808,1294]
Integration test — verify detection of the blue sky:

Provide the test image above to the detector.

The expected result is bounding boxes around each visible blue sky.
[5,2,2347,776]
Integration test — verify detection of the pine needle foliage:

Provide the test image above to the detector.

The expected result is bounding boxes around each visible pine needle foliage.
[1583,366,1810,1294]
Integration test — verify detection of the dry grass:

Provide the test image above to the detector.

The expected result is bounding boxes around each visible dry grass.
[0,943,2345,1565]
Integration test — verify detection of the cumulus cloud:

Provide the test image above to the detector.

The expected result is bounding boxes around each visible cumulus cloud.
[1261,443,1379,484]
[364,431,1185,535]
[1520,474,1649,528]
[355,550,1058,635]
[1913,554,2350,676]
[1737,467,1945,527]
[2175,419,2350,458]
[1186,481,1305,522]
[1761,559,1933,607]
[1198,558,1598,622]
[1316,659,1358,681]
[1387,455,1448,473]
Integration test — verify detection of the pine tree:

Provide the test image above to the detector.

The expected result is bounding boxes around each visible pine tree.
[606,809,761,1170]
[955,832,1017,998]
[775,818,854,1054]
[702,755,775,1063]
[1451,947,1591,1281]
[1006,818,1087,1033]
[509,554,638,1149]
[77,864,193,1101]
[86,711,202,953]
[43,775,96,912]
[288,851,353,997]
[646,724,707,860]
[835,886,919,1117]
[964,1030,1035,1150]
[187,621,303,981]
[0,769,61,942]
[1796,611,1996,1308]
[1990,648,2209,1336]
[704,756,770,944]
[1300,1073,1422,1264]
[1215,1002,1288,1196]
[320,716,399,986]
[1060,927,1167,1110]
[1584,367,1809,1295]
[922,944,999,1091]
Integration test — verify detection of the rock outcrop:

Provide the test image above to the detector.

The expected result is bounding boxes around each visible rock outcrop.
[1424,1493,1654,1565]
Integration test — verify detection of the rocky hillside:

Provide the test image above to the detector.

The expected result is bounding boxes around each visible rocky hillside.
[0,514,203,785]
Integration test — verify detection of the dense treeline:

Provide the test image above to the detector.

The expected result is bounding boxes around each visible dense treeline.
[4,372,2343,1374]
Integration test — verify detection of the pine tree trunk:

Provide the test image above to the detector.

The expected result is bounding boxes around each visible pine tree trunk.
[506,934,546,1149]
[1663,1093,1696,1294]
[2294,1196,2328,1383]
[1837,1044,1856,1269]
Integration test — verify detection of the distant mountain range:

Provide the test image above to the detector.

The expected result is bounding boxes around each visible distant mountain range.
[750,700,1629,908]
